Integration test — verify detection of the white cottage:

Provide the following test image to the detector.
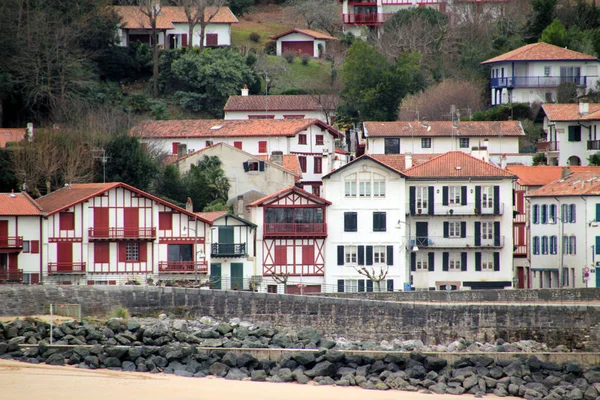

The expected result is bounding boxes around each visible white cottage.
[271,29,336,58]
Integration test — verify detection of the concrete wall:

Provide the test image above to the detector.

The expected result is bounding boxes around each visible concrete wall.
[1,286,599,348]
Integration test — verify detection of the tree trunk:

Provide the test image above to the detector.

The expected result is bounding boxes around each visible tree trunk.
[199,22,205,51]
[152,28,159,98]
[188,23,194,48]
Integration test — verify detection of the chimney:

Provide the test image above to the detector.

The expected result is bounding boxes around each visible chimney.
[561,167,571,179]
[271,150,283,166]
[237,195,244,217]
[177,143,187,158]
[26,123,33,143]
[579,101,589,116]
[186,197,193,212]
[405,153,413,169]
[241,85,249,96]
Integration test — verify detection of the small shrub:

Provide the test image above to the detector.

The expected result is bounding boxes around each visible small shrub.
[282,51,296,63]
[264,40,276,55]
[300,53,311,66]
[249,32,261,42]
[111,305,130,320]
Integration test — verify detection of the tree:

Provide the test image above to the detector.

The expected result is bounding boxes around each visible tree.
[588,153,600,166]
[228,0,254,16]
[137,0,162,98]
[171,48,259,116]
[176,0,227,50]
[287,0,341,36]
[540,19,567,47]
[340,41,422,122]
[0,148,18,193]
[532,153,548,166]
[154,164,186,207]
[101,134,159,191]
[271,272,290,294]
[182,155,230,211]
[523,0,557,43]
[354,265,389,292]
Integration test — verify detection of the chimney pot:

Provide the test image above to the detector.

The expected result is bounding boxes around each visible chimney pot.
[241,85,249,96]
[405,153,413,169]
[177,143,187,158]
[579,101,589,116]
[185,197,193,212]
[271,150,283,166]
[561,167,571,179]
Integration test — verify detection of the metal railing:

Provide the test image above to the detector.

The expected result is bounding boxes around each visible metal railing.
[158,261,208,274]
[264,223,327,237]
[0,269,23,282]
[410,236,505,248]
[211,243,246,257]
[263,264,325,276]
[408,203,503,216]
[342,13,394,25]
[588,140,600,150]
[491,76,586,89]
[88,227,156,240]
[48,262,86,275]
[0,236,23,249]
[537,141,559,152]
[514,245,528,256]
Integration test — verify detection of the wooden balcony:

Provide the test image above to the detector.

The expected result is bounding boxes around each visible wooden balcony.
[211,243,246,258]
[263,223,327,238]
[158,261,208,274]
[263,264,324,277]
[0,236,23,251]
[408,203,503,216]
[410,236,505,248]
[48,262,86,275]
[0,269,23,282]
[88,227,156,241]
[342,13,394,25]
[514,245,527,256]
[491,76,586,89]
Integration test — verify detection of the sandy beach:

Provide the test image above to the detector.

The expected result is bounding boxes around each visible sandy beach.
[0,359,520,400]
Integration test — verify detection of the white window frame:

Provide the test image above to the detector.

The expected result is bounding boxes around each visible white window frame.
[373,180,385,197]
[416,186,428,212]
[421,138,431,148]
[481,186,493,209]
[344,246,357,265]
[344,172,386,198]
[344,279,358,293]
[126,243,139,261]
[481,222,493,240]
[448,186,461,205]
[416,252,428,271]
[345,180,357,197]
[449,221,461,238]
[449,253,461,271]
[22,241,31,253]
[482,253,494,271]
[373,246,386,265]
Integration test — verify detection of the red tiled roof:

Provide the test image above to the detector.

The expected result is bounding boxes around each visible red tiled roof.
[481,42,598,64]
[224,95,338,112]
[113,6,238,30]
[132,118,342,139]
[0,192,43,216]
[0,128,25,148]
[542,103,600,121]
[248,185,331,207]
[282,155,302,177]
[506,165,600,186]
[271,28,336,41]
[195,211,227,222]
[368,154,439,172]
[335,147,349,155]
[527,171,600,197]
[364,121,524,137]
[404,151,516,179]
[36,182,211,223]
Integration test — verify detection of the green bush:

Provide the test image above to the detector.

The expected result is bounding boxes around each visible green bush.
[300,53,311,65]
[282,51,296,63]
[110,305,130,320]
[125,93,151,113]
[249,32,261,42]
[471,103,533,121]
[264,40,276,55]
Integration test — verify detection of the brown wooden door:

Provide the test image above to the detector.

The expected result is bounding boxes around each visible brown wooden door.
[124,208,139,237]
[94,207,109,237]
[282,41,314,57]
[205,33,218,46]
[0,220,7,247]
[57,242,73,272]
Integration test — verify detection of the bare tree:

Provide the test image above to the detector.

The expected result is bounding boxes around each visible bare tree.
[286,0,341,36]
[175,0,226,50]
[137,0,161,97]
[271,272,290,294]
[353,266,389,292]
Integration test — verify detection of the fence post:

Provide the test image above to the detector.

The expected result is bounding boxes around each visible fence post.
[49,304,53,345]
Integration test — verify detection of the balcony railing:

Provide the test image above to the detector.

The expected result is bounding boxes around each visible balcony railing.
[211,243,246,257]
[537,141,559,152]
[158,261,208,274]
[48,262,86,275]
[491,76,586,89]
[410,236,505,248]
[0,269,23,282]
[88,227,156,240]
[342,13,394,25]
[588,140,600,151]
[408,203,503,216]
[514,245,527,256]
[264,223,327,237]
[263,264,325,277]
[513,213,527,223]
[0,236,24,250]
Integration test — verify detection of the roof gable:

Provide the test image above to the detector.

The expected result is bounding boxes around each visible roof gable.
[195,211,256,227]
[322,154,408,179]
[364,121,524,137]
[542,103,600,121]
[271,28,336,41]
[508,166,600,187]
[113,6,238,30]
[223,95,338,112]
[527,171,600,197]
[404,151,516,179]
[0,192,43,216]
[247,185,331,207]
[481,42,598,64]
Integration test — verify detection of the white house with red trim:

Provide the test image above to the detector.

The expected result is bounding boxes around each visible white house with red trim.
[271,29,336,58]
[247,186,330,294]
[34,183,211,285]
[322,155,408,293]
[133,119,343,195]
[481,42,600,105]
[113,6,238,48]
[363,121,523,157]
[0,192,43,284]
[223,92,338,125]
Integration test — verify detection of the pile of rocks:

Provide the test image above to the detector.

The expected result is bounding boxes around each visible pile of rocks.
[1,317,600,399]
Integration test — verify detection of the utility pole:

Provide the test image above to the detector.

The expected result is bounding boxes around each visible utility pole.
[92,149,110,183]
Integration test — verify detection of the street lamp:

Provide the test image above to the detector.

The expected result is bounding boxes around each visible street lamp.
[395,219,419,291]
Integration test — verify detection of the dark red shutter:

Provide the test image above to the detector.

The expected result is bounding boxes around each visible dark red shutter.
[206,33,218,46]
[60,212,75,231]
[234,141,243,149]
[139,242,147,262]
[94,242,110,263]
[159,212,172,230]
[182,34,188,47]
[302,245,314,265]
[314,157,322,174]
[172,142,180,155]
[31,240,40,254]
[258,141,267,153]
[118,242,126,262]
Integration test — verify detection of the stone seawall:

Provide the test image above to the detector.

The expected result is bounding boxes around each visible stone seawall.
[1,286,599,348]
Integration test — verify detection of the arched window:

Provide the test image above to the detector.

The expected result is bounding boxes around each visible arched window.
[541,204,548,224]
[550,236,557,255]
[532,205,539,224]
[541,236,548,254]
[533,236,540,255]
